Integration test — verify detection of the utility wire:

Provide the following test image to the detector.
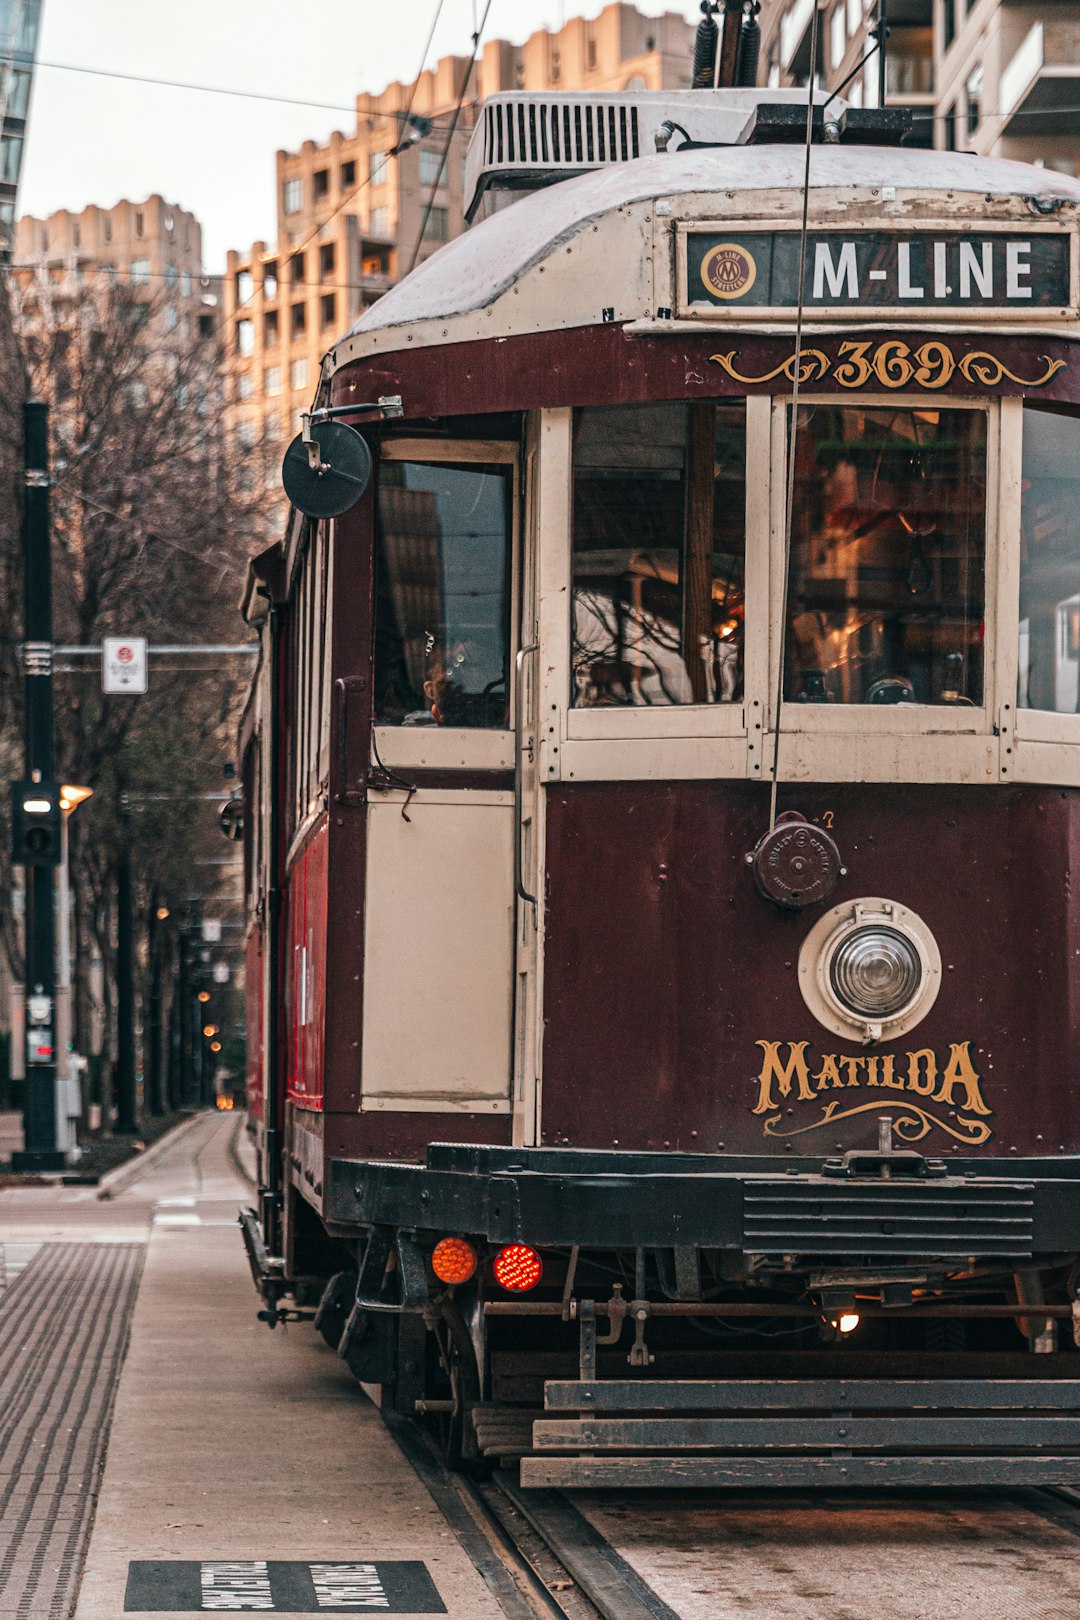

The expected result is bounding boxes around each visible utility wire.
[768,0,821,833]
[32,56,464,130]
[388,0,447,153]
[408,0,494,272]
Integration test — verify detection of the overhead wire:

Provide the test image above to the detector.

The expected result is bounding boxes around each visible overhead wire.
[768,0,822,834]
[407,0,494,272]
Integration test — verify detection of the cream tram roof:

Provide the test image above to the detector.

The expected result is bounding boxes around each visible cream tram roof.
[329,146,1080,370]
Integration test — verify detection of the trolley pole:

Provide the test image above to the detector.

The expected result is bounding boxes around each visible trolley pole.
[13,400,63,1173]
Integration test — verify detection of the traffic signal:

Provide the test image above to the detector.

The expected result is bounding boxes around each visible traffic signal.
[10,780,62,866]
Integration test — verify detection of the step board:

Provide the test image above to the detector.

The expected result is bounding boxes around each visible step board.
[532,1414,1080,1451]
[543,1378,1080,1412]
[521,1454,1080,1489]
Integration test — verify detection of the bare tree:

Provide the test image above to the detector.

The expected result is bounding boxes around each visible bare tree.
[3,268,271,1115]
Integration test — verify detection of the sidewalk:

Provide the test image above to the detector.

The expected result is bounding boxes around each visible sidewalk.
[73,1115,504,1619]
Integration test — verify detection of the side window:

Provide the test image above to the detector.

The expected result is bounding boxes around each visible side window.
[571,402,747,707]
[784,405,987,705]
[1018,404,1080,714]
[374,459,512,728]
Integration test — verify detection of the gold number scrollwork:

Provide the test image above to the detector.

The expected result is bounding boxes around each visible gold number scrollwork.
[709,343,1066,391]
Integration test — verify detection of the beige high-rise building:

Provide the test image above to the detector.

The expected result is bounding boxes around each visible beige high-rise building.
[221,4,696,465]
[758,0,1080,171]
[13,195,217,344]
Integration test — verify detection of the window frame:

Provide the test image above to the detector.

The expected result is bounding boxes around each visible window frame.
[565,395,766,743]
[371,438,521,773]
[538,396,1016,787]
[771,392,998,738]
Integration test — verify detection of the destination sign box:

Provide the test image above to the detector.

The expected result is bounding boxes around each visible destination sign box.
[681,230,1072,316]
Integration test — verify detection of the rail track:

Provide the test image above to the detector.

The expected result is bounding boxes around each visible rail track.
[385,1412,1080,1620]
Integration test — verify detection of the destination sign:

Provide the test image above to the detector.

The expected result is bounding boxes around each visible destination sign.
[682,230,1072,314]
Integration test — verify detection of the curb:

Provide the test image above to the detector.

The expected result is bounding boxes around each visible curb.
[95,1111,210,1200]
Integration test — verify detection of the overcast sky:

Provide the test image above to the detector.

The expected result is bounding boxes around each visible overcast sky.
[18,0,703,270]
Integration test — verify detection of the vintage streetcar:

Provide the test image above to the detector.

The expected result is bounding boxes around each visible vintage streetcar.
[238,54,1080,1486]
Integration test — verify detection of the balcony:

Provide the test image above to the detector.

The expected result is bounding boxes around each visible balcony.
[885,28,934,98]
[999,20,1080,138]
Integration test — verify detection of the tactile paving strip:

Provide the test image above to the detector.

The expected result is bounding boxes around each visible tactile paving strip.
[0,1243,143,1618]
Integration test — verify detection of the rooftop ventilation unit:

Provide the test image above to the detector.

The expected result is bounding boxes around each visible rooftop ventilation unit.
[464,89,843,222]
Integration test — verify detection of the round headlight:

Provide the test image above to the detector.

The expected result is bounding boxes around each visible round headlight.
[829,925,922,1018]
[798,898,941,1041]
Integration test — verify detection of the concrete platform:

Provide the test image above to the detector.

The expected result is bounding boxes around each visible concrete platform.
[70,1115,504,1620]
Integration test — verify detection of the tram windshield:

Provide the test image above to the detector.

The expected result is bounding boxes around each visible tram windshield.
[1018,404,1080,714]
[374,459,512,728]
[784,405,987,706]
[571,402,746,707]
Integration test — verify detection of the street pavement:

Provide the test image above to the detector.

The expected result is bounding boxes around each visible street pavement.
[0,1112,503,1620]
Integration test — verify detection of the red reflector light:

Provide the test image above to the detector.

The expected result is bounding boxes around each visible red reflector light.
[493,1243,543,1292]
[431,1237,477,1286]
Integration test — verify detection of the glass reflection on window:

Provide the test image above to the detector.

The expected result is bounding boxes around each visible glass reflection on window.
[1018,405,1080,715]
[375,460,511,728]
[571,402,746,707]
[785,406,986,706]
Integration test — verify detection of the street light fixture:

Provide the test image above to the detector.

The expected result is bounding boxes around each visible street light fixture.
[197,990,211,1004]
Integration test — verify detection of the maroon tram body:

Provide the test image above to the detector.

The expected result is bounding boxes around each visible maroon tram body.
[239,90,1080,1486]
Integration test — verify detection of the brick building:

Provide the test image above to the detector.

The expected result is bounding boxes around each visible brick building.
[759,0,1080,169]
[221,4,696,463]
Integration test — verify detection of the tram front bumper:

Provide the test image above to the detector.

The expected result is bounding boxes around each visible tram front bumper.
[327,1143,1080,1261]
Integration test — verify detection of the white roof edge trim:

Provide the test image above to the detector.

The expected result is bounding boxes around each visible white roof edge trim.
[330,146,1080,363]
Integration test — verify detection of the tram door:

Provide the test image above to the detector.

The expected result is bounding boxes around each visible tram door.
[360,441,520,1123]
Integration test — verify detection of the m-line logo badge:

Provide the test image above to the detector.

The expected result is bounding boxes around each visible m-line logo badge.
[700,242,757,301]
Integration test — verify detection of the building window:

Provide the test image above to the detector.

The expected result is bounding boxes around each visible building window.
[321,293,336,326]
[164,304,177,332]
[72,222,80,247]
[585,29,597,70]
[130,258,150,285]
[291,301,307,336]
[423,206,449,242]
[830,4,846,68]
[283,177,302,214]
[375,459,513,727]
[966,65,982,134]
[291,251,305,283]
[943,0,955,50]
[419,148,444,187]
[291,358,309,391]
[237,319,254,358]
[165,262,177,288]
[1018,405,1080,714]
[263,260,278,299]
[237,419,257,451]
[943,102,957,150]
[369,149,388,183]
[238,373,254,400]
[784,405,986,705]
[135,210,143,238]
[319,242,335,277]
[236,267,253,304]
[265,364,282,396]
[265,412,282,441]
[181,270,191,296]
[370,206,390,238]
[572,403,747,708]
[341,159,356,189]
[103,217,112,242]
[846,0,860,36]
[264,308,279,344]
[313,168,329,199]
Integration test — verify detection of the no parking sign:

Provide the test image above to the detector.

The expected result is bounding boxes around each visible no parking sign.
[102,637,148,694]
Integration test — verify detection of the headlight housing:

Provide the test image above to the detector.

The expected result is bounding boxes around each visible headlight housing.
[799,899,941,1041]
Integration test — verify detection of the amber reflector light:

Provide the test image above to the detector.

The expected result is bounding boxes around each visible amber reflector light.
[431,1237,477,1286]
[493,1244,543,1292]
